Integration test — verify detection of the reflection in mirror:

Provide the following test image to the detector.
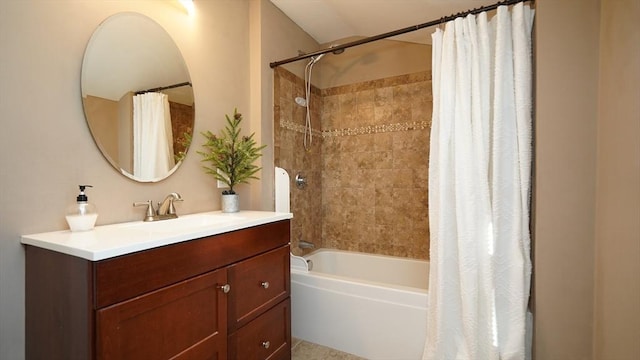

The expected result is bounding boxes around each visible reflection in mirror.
[81,12,194,182]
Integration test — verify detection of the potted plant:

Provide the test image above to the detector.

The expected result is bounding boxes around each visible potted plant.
[199,109,266,213]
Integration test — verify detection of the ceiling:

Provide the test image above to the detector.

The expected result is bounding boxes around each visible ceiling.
[269,0,500,45]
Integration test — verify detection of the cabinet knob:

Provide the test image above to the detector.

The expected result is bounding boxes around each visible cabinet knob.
[217,284,231,293]
[260,281,270,289]
[262,340,271,349]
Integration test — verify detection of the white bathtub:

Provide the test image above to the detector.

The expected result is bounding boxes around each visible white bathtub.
[291,249,429,359]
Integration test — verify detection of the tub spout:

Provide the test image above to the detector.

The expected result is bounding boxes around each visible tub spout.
[298,240,315,249]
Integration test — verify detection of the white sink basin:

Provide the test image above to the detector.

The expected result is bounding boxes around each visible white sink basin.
[118,213,247,233]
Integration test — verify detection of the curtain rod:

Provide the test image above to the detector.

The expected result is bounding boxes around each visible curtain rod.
[135,81,192,95]
[269,0,533,68]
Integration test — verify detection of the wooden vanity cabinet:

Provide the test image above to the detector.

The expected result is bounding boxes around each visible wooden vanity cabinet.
[25,220,291,360]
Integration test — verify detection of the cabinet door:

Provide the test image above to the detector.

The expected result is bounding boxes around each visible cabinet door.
[227,245,290,331]
[97,269,228,360]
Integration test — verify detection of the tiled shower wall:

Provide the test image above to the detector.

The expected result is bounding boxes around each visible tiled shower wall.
[274,68,431,260]
[274,68,323,256]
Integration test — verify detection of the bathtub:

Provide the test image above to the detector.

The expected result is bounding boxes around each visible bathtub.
[290,249,429,359]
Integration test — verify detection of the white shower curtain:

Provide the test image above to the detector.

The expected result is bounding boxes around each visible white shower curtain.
[133,92,175,181]
[424,3,534,360]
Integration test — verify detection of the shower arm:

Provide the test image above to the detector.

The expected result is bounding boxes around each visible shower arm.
[269,0,534,68]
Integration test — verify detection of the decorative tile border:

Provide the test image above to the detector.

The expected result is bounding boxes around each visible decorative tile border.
[280,119,431,138]
[321,120,431,137]
[280,119,323,137]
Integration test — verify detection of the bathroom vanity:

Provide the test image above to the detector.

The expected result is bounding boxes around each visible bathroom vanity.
[22,211,292,360]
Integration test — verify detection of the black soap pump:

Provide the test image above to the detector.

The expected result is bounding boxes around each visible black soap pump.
[65,185,98,232]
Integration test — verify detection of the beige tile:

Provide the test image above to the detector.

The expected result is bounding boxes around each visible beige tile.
[373,105,393,125]
[275,68,432,260]
[356,89,375,107]
[292,340,366,360]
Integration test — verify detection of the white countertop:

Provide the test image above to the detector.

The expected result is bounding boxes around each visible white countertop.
[21,211,293,261]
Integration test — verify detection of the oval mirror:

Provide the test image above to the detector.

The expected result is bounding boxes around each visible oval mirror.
[81,12,194,182]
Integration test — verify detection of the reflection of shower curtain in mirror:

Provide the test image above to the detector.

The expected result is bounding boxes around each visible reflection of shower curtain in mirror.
[133,92,175,181]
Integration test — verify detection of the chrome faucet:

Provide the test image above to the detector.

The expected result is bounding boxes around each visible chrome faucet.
[298,240,315,249]
[134,192,183,222]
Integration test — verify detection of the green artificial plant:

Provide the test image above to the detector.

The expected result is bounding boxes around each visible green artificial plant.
[199,109,266,195]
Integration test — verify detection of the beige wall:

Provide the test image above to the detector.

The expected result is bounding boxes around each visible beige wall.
[83,95,119,165]
[248,0,320,211]
[118,93,134,173]
[594,0,640,358]
[0,1,252,358]
[534,0,601,358]
[535,0,640,359]
[317,36,432,89]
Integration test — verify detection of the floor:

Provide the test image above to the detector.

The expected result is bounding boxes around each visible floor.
[291,338,366,360]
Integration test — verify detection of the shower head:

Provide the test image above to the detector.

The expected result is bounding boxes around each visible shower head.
[295,97,307,107]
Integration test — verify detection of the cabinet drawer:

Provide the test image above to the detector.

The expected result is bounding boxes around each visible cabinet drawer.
[227,245,290,331]
[95,220,290,308]
[96,269,227,360]
[228,299,291,360]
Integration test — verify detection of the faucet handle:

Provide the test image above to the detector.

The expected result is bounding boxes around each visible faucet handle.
[134,200,156,221]
[168,197,183,215]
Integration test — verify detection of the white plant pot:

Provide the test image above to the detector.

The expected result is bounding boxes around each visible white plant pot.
[221,194,239,213]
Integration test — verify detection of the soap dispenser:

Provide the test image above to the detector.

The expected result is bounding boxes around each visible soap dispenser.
[66,185,98,232]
